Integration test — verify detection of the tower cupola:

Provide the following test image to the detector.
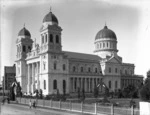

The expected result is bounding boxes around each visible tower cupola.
[94,25,118,58]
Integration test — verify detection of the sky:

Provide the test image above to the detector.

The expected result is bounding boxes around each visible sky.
[1,0,150,83]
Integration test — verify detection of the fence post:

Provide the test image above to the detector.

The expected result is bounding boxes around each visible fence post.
[70,101,72,111]
[131,105,134,115]
[59,100,61,109]
[111,104,114,115]
[81,102,83,113]
[25,98,26,104]
[43,98,45,106]
[50,99,52,108]
[95,103,97,115]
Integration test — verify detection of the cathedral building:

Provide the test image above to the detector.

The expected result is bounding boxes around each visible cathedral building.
[15,8,143,95]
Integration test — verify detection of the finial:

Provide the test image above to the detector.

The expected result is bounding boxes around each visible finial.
[104,21,108,29]
[24,23,25,28]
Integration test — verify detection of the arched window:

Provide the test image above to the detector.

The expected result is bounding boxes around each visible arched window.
[130,70,132,75]
[23,45,26,52]
[54,62,57,70]
[44,80,46,89]
[109,81,111,88]
[81,67,83,72]
[88,67,91,72]
[115,81,117,89]
[45,34,47,43]
[28,46,31,52]
[50,34,53,43]
[109,67,111,73]
[103,42,105,48]
[53,80,57,89]
[63,64,66,71]
[56,35,59,43]
[63,80,66,94]
[73,66,76,72]
[42,35,44,44]
[95,68,97,73]
[125,70,127,75]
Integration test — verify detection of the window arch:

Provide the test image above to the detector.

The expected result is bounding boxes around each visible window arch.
[56,35,59,43]
[81,67,83,72]
[50,34,53,43]
[53,80,57,90]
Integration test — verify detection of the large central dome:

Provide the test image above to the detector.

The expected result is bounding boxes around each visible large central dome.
[43,11,58,24]
[95,26,117,40]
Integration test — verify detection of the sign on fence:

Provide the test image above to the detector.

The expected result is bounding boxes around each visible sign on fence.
[140,102,150,115]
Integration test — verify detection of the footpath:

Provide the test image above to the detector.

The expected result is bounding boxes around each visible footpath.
[8,101,104,115]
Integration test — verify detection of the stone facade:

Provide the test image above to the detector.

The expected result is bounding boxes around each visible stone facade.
[15,9,143,95]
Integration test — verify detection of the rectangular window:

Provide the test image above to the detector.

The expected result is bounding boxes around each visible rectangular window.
[44,80,46,89]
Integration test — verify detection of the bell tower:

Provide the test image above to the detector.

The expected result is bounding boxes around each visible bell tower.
[15,25,33,93]
[40,8,62,53]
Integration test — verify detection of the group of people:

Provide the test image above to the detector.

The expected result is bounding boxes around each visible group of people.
[29,100,36,109]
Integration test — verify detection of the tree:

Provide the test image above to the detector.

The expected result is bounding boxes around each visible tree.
[94,86,99,98]
[122,85,138,98]
[77,87,80,99]
[139,78,150,101]
[81,88,85,101]
[147,70,150,78]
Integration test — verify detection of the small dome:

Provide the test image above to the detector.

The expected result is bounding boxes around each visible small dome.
[95,26,117,40]
[18,27,31,37]
[43,11,58,24]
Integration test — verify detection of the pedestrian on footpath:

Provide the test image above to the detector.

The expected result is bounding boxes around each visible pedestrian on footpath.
[29,100,32,109]
[33,101,36,109]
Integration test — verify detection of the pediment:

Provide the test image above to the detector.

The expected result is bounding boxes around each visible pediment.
[107,56,122,64]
